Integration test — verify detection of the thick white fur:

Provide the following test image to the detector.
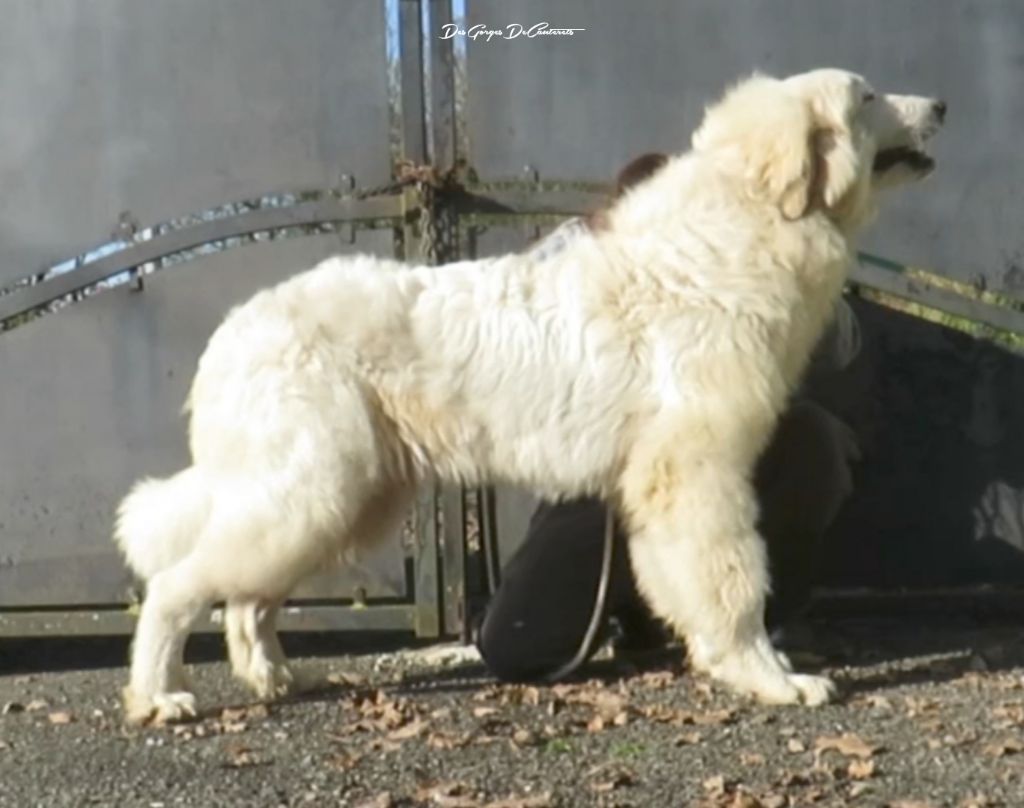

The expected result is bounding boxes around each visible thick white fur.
[115,68,943,724]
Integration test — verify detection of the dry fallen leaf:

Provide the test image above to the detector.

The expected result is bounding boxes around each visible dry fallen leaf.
[639,704,679,724]
[693,708,737,726]
[887,802,936,808]
[354,793,393,808]
[693,681,715,699]
[814,733,880,759]
[47,711,73,725]
[414,779,478,808]
[861,694,894,711]
[327,747,363,770]
[590,770,636,793]
[365,737,403,754]
[220,719,248,734]
[172,724,200,741]
[428,731,472,750]
[776,772,809,789]
[786,738,806,754]
[387,718,426,741]
[722,794,765,808]
[740,752,765,766]
[484,793,553,808]
[222,743,261,768]
[674,731,702,746]
[903,697,940,718]
[327,671,368,688]
[847,759,876,780]
[638,670,676,689]
[220,706,247,723]
[1,702,25,715]
[983,738,1023,758]
[703,775,728,797]
[960,795,999,808]
[992,702,1024,726]
[25,699,49,712]
[473,706,499,718]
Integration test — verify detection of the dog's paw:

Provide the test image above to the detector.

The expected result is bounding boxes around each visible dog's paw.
[753,673,835,706]
[151,692,198,725]
[788,673,836,706]
[245,660,297,700]
[123,687,197,726]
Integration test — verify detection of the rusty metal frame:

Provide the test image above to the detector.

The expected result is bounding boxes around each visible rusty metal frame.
[0,604,416,638]
[6,0,1024,639]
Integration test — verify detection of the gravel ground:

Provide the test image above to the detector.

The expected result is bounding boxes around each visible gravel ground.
[2,616,1024,808]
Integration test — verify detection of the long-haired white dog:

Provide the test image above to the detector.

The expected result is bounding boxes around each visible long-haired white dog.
[116,68,945,724]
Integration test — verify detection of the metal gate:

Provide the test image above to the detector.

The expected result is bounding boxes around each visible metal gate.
[3,1,1024,639]
[0,0,472,637]
[455,0,1024,593]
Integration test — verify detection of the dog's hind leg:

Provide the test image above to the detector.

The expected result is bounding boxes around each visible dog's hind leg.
[124,553,212,725]
[223,481,418,700]
[621,440,835,706]
[225,600,296,700]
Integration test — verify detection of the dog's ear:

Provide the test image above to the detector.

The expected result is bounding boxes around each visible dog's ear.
[767,82,866,218]
[801,73,864,213]
[808,125,860,213]
[693,76,817,220]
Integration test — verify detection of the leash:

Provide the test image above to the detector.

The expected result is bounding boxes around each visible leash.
[541,503,617,683]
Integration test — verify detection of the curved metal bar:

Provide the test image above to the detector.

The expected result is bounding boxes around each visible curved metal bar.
[7,178,1024,339]
[853,252,1024,337]
[0,195,403,324]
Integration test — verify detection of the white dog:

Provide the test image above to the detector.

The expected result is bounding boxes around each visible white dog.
[115,68,945,724]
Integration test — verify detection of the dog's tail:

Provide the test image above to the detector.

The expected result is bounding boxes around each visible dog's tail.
[114,467,212,581]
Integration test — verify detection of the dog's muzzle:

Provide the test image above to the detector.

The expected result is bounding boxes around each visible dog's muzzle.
[873,99,946,175]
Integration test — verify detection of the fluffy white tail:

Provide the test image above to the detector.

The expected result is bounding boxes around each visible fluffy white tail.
[114,468,211,580]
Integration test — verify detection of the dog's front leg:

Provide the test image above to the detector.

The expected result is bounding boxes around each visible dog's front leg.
[620,439,835,706]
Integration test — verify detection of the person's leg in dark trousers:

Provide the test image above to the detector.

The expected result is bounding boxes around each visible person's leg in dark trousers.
[475,499,635,682]
[757,400,854,628]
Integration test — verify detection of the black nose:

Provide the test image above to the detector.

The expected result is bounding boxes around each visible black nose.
[933,100,947,122]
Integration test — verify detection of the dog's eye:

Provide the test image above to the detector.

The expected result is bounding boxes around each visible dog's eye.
[863,92,876,103]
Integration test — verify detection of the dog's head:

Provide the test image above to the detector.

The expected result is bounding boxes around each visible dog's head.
[692,68,945,229]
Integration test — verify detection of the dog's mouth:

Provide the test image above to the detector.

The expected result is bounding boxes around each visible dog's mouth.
[873,145,935,175]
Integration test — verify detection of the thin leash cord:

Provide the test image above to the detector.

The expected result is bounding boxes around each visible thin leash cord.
[541,503,616,683]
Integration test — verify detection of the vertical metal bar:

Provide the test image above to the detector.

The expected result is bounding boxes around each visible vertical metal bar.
[428,0,458,170]
[428,0,468,639]
[440,485,468,638]
[414,483,442,637]
[481,486,503,594]
[399,0,443,637]
[399,0,427,165]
